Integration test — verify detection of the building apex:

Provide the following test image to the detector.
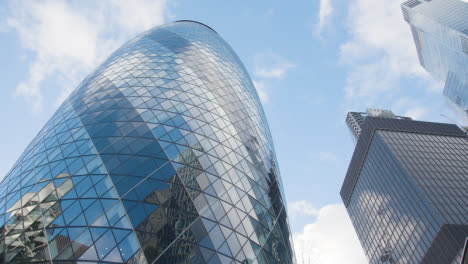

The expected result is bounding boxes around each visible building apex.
[346,109,411,143]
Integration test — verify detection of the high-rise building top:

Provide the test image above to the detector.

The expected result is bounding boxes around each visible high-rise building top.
[401,0,468,123]
[345,108,411,142]
[0,21,294,263]
[341,111,468,264]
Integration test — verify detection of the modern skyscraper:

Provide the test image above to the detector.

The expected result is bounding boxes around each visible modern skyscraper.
[0,21,294,263]
[401,0,468,123]
[341,110,468,264]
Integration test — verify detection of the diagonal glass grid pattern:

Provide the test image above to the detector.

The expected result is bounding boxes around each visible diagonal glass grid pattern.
[0,21,294,263]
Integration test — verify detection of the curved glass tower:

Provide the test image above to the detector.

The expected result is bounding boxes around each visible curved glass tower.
[0,21,294,263]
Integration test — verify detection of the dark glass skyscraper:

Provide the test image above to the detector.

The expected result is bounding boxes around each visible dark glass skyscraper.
[341,110,468,264]
[0,21,294,263]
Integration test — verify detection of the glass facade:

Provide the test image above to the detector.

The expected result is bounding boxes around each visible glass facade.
[0,21,294,263]
[341,116,468,264]
[401,0,468,123]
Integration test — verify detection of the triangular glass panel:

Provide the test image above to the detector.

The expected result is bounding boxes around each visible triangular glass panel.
[46,227,63,242]
[54,244,74,260]
[112,228,130,243]
[200,246,216,262]
[50,213,65,227]
[103,246,123,262]
[207,254,221,264]
[91,213,109,227]
[201,217,216,233]
[67,227,85,241]
[89,227,107,242]
[100,199,117,211]
[82,186,98,198]
[95,230,117,260]
[219,215,233,229]
[79,245,99,261]
[218,242,232,257]
[218,253,234,264]
[200,233,215,250]
[70,213,87,226]
[80,199,96,210]
[114,215,133,229]
[61,188,77,199]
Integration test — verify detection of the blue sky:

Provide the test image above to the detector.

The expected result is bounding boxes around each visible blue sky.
[0,0,458,263]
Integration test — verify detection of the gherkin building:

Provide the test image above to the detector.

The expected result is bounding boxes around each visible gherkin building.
[0,21,295,263]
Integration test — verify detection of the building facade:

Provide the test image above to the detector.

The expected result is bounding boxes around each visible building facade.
[401,0,468,123]
[341,113,468,264]
[0,21,295,263]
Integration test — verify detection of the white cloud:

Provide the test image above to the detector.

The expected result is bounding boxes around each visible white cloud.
[319,151,337,161]
[288,200,319,219]
[340,0,436,107]
[390,96,434,121]
[254,50,295,80]
[293,203,368,264]
[108,0,167,33]
[252,50,295,103]
[404,106,427,120]
[425,79,445,93]
[255,66,293,79]
[317,0,333,33]
[6,0,168,112]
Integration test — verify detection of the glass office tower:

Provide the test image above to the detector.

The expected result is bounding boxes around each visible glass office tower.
[0,21,294,263]
[401,0,468,123]
[341,112,468,264]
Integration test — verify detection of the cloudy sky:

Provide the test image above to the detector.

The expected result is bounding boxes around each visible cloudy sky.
[0,0,456,263]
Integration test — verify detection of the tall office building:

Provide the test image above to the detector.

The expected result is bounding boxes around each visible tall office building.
[0,21,294,263]
[401,0,468,123]
[341,110,468,264]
